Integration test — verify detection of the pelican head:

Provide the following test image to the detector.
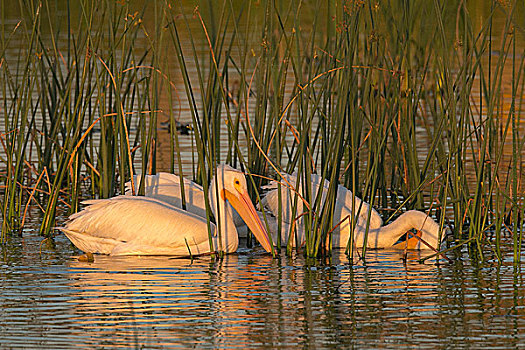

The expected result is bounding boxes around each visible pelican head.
[210,165,272,253]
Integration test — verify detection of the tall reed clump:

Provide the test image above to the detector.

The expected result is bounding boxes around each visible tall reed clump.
[1,0,523,262]
[164,1,271,256]
[226,0,452,258]
[205,0,524,259]
[0,0,39,239]
[0,0,163,241]
[426,0,525,262]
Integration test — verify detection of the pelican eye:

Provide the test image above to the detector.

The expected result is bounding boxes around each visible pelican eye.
[234,178,241,191]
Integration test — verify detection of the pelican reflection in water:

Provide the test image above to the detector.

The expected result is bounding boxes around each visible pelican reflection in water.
[66,254,278,346]
[59,165,272,256]
[65,250,439,347]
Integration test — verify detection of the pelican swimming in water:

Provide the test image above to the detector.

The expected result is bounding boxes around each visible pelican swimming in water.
[125,170,443,250]
[59,165,272,256]
[259,172,443,250]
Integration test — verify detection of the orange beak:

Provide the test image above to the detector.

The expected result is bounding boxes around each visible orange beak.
[392,230,423,250]
[224,189,273,253]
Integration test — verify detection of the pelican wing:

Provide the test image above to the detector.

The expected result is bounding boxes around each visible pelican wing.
[125,173,207,218]
[60,196,218,256]
[261,172,382,231]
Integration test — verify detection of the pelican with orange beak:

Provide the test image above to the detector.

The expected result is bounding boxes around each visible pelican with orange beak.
[59,165,272,256]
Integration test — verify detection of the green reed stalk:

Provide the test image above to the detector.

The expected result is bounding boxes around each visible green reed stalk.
[109,1,136,196]
[1,0,41,237]
[511,48,525,262]
[166,4,216,254]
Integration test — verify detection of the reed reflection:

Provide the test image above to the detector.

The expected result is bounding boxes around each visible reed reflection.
[63,249,524,348]
[328,250,444,345]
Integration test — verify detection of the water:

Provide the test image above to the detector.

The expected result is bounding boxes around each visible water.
[1,221,524,348]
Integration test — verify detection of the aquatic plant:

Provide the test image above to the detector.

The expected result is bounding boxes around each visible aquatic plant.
[0,0,523,262]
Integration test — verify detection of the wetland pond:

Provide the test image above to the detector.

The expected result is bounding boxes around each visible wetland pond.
[1,1,525,348]
[1,219,524,348]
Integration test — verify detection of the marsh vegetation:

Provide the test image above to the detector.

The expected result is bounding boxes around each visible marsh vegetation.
[1,0,524,261]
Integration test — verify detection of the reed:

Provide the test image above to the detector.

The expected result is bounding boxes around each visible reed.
[0,0,523,263]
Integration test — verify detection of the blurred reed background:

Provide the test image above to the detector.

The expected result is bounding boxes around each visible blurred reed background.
[1,0,524,261]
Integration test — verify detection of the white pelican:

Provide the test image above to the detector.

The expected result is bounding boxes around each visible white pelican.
[260,172,443,250]
[59,165,272,256]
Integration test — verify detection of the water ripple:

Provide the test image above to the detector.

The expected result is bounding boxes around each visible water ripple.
[0,235,524,348]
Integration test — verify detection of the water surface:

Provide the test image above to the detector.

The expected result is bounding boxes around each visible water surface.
[1,229,524,349]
